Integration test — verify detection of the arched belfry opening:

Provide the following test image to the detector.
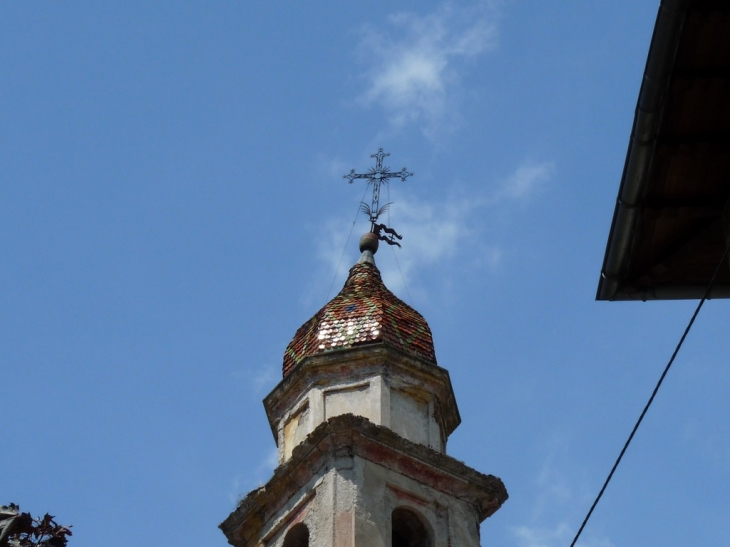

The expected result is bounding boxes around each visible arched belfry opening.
[283,523,309,547]
[392,507,432,547]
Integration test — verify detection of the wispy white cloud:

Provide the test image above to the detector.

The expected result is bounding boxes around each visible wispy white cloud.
[377,194,487,294]
[229,447,280,504]
[378,159,555,291]
[311,216,360,302]
[513,522,572,547]
[313,158,555,299]
[357,2,498,136]
[512,523,614,547]
[510,434,614,547]
[256,447,280,483]
[531,433,573,521]
[232,362,279,396]
[498,160,555,200]
[311,193,482,302]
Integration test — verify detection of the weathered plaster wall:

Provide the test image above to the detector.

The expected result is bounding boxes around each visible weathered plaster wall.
[259,471,331,547]
[255,462,360,547]
[259,454,483,547]
[354,456,482,547]
[324,382,377,423]
[389,388,429,448]
[283,402,311,460]
[223,415,506,547]
[278,374,443,464]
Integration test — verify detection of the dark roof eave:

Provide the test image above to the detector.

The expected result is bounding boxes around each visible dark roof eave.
[604,283,730,301]
[597,0,690,301]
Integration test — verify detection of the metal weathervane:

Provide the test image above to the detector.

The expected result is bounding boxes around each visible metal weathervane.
[343,148,413,247]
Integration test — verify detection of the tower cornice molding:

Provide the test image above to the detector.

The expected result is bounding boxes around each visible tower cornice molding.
[220,414,507,547]
[264,343,461,446]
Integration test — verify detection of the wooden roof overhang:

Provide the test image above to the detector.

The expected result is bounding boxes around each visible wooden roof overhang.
[597,0,730,301]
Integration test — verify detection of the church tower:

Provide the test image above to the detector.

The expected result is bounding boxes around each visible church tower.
[220,151,507,547]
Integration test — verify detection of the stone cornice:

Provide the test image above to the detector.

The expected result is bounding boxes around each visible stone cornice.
[220,414,507,547]
[263,343,461,442]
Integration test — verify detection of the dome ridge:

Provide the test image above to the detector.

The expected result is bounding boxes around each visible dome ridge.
[282,260,437,377]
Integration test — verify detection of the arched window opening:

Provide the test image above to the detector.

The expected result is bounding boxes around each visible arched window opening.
[283,523,309,547]
[392,507,431,547]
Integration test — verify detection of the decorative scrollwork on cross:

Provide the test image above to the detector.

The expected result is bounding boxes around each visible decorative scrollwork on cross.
[344,148,413,247]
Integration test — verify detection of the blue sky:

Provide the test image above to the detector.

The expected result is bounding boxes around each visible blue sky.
[2,2,729,546]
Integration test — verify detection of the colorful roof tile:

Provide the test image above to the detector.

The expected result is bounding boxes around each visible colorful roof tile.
[283,260,437,377]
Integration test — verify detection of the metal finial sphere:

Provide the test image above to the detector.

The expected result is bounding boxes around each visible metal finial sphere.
[359,232,379,254]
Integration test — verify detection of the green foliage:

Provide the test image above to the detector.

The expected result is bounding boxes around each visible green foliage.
[0,505,72,547]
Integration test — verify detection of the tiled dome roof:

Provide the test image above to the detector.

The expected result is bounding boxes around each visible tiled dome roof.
[282,259,437,377]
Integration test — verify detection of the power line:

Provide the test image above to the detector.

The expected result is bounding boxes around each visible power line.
[570,242,730,547]
[386,183,414,305]
[326,184,369,300]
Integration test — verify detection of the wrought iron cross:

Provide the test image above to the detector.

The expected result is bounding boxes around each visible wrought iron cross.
[343,148,413,247]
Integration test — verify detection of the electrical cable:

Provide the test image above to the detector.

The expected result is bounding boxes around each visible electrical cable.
[569,241,730,547]
[391,245,414,304]
[386,183,414,304]
[326,184,370,300]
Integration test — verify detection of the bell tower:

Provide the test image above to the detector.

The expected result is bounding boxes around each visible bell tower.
[220,151,507,547]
